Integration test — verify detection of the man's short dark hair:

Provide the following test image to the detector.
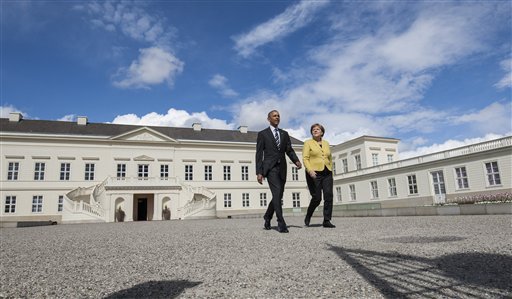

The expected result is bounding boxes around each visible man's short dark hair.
[268,110,280,118]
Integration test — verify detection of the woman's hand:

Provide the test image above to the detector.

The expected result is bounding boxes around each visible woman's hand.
[308,170,317,178]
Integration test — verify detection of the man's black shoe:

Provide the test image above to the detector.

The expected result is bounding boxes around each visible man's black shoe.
[277,226,289,233]
[264,219,271,230]
[304,216,311,227]
[323,221,336,228]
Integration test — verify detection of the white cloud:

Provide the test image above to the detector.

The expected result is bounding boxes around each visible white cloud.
[0,105,28,118]
[495,58,512,89]
[112,108,235,130]
[58,114,76,122]
[399,133,510,159]
[233,0,330,57]
[113,47,184,89]
[451,101,512,135]
[208,74,239,98]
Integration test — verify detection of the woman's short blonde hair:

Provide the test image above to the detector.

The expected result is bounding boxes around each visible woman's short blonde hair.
[310,123,325,136]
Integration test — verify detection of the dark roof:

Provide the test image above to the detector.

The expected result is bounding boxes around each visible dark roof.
[0,118,303,145]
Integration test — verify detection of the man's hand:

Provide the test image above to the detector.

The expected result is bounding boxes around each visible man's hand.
[257,174,264,185]
[295,161,302,169]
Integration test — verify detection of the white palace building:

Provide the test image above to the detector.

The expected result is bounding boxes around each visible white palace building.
[1,112,511,225]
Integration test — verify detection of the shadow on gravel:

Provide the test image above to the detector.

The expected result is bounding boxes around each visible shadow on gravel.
[328,245,512,298]
[103,280,202,299]
[379,236,467,243]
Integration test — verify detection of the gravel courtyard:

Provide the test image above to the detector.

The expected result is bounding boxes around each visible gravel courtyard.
[1,215,511,298]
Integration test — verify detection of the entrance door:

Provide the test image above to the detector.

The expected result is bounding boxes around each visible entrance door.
[137,198,147,221]
[431,171,446,204]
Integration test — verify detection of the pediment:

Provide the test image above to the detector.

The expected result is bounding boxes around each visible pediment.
[111,127,177,143]
[133,155,155,161]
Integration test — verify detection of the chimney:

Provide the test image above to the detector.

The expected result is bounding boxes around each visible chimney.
[77,116,88,126]
[192,123,202,131]
[238,126,248,133]
[9,112,23,122]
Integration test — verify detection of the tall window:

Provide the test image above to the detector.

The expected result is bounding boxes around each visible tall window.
[485,162,501,186]
[388,178,397,197]
[241,166,249,181]
[370,181,379,199]
[332,162,337,175]
[85,163,95,181]
[342,158,348,173]
[260,193,267,207]
[387,154,394,163]
[185,165,193,181]
[223,165,231,181]
[349,184,356,201]
[137,164,148,180]
[4,196,16,213]
[292,192,300,208]
[34,162,45,180]
[117,164,126,179]
[407,175,418,194]
[224,193,232,208]
[372,153,379,166]
[242,193,250,207]
[60,163,70,181]
[7,162,19,180]
[160,164,169,180]
[336,186,342,202]
[32,195,43,213]
[454,167,469,189]
[204,165,212,181]
[58,195,64,212]
[291,167,299,181]
[354,155,362,170]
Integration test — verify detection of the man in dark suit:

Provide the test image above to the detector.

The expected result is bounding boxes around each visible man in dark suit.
[256,110,302,233]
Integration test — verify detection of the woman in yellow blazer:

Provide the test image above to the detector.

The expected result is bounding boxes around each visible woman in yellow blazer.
[302,123,335,228]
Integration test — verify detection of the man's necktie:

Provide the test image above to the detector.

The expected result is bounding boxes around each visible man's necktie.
[274,129,280,150]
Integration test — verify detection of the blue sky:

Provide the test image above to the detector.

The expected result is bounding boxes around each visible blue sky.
[1,0,511,158]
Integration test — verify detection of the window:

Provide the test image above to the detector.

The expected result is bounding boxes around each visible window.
[58,195,64,212]
[454,167,469,189]
[7,162,19,180]
[372,153,379,166]
[336,186,342,202]
[354,155,362,170]
[342,158,348,173]
[85,163,95,181]
[370,181,379,199]
[349,184,356,201]
[185,165,193,181]
[291,167,299,181]
[223,165,231,181]
[332,162,337,175]
[242,193,250,207]
[241,166,249,181]
[160,164,169,179]
[485,162,501,186]
[224,193,232,208]
[407,175,418,194]
[260,193,267,207]
[387,154,393,163]
[32,195,43,213]
[117,164,126,179]
[388,178,397,197]
[34,162,45,180]
[60,163,70,181]
[4,196,16,213]
[204,165,212,181]
[292,192,300,208]
[137,164,148,180]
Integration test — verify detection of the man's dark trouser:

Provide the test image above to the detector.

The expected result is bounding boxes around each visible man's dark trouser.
[264,166,286,227]
[305,168,333,221]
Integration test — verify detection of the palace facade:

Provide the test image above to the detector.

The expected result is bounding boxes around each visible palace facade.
[1,113,510,225]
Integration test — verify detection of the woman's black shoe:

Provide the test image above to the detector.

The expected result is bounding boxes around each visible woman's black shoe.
[323,221,336,228]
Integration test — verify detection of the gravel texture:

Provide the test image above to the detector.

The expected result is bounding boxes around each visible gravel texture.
[1,215,511,298]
